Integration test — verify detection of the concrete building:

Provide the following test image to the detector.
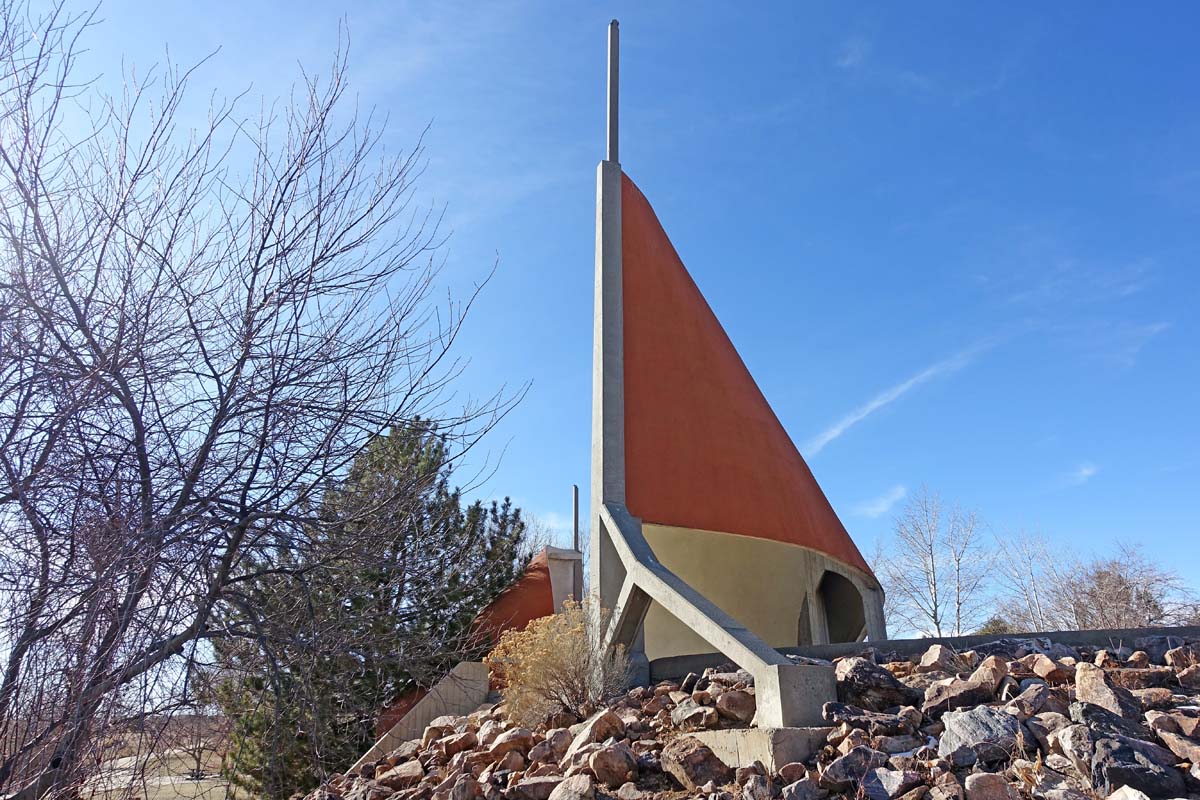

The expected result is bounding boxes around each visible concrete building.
[591,22,885,724]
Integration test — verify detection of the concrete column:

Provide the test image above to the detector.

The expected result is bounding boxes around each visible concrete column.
[590,159,625,613]
[863,585,888,640]
[754,663,836,728]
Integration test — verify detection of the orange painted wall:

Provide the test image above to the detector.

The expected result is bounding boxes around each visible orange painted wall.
[471,549,557,647]
[620,172,873,577]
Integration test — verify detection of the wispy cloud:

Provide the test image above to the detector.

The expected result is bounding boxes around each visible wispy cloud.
[1065,462,1099,487]
[805,343,990,456]
[835,36,871,69]
[854,485,908,518]
[833,33,935,96]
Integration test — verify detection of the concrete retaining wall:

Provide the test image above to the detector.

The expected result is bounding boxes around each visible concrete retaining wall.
[350,661,490,773]
[649,624,1200,681]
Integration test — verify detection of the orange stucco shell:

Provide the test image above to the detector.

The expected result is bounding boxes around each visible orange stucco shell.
[470,549,556,648]
[620,172,873,577]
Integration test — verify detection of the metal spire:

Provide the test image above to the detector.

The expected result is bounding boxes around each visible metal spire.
[607,20,619,162]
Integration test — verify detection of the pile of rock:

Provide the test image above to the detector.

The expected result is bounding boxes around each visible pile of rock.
[305,635,1200,800]
[819,635,1200,800]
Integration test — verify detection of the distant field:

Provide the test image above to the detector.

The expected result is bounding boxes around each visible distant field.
[85,748,230,800]
[83,716,235,800]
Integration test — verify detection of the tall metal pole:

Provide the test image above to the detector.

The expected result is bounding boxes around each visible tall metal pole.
[607,20,619,163]
[592,18,626,609]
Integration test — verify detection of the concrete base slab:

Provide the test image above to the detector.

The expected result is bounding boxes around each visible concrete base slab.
[688,727,832,772]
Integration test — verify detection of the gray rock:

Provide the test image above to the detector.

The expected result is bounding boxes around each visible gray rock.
[1026,711,1071,754]
[938,705,1022,760]
[741,774,773,800]
[945,746,977,768]
[1104,787,1151,800]
[671,698,718,729]
[1068,702,1149,740]
[820,746,890,791]
[836,658,922,712]
[862,768,925,799]
[823,702,912,735]
[1132,635,1185,665]
[873,734,924,754]
[1090,736,1185,798]
[1004,682,1050,719]
[1051,724,1095,780]
[779,778,821,800]
[614,783,641,800]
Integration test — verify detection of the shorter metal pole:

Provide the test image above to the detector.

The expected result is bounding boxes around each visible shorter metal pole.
[572,484,580,551]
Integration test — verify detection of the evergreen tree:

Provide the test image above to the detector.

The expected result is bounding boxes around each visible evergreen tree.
[214,421,529,798]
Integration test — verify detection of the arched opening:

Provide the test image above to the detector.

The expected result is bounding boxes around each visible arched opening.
[818,571,866,643]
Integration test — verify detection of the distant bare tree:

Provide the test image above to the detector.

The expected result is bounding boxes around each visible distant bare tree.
[0,3,520,797]
[873,487,993,637]
[993,532,1059,632]
[996,537,1197,632]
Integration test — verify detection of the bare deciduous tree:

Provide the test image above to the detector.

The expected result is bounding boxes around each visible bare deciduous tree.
[996,537,1197,632]
[0,3,520,797]
[873,487,993,637]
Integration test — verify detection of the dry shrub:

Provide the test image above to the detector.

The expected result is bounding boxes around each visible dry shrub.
[484,600,629,727]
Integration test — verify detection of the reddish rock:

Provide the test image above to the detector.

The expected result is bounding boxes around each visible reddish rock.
[563,711,624,761]
[1028,654,1069,683]
[777,762,808,784]
[1074,662,1141,719]
[660,736,733,791]
[588,744,637,788]
[968,656,1008,693]
[962,773,1018,800]
[507,778,565,800]
[489,728,535,757]
[442,732,479,757]
[917,645,962,674]
[1178,664,1200,689]
[1156,730,1200,763]
[546,774,593,800]
[715,689,756,723]
[377,761,425,790]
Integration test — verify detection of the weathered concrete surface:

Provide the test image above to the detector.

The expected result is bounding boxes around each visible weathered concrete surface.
[649,625,1200,681]
[756,664,837,728]
[688,727,832,772]
[640,524,884,661]
[351,661,490,773]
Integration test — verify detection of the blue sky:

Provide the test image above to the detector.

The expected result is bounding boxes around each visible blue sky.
[87,2,1199,583]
